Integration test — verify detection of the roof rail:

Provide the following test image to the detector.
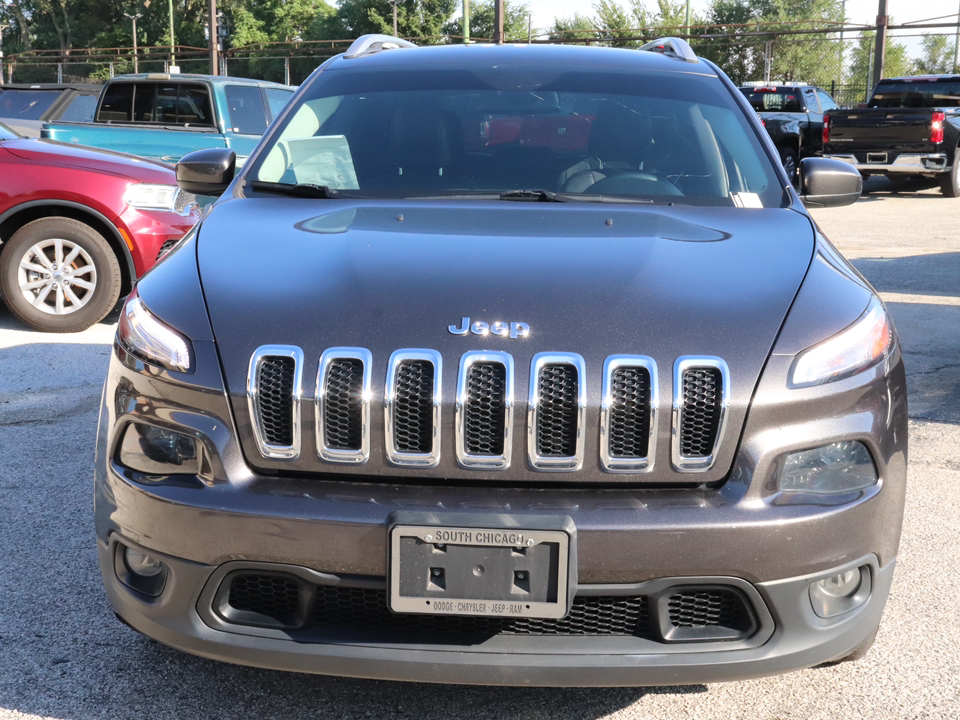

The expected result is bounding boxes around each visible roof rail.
[344,34,417,59]
[639,37,698,64]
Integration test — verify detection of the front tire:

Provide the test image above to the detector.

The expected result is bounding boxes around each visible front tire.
[939,152,960,197]
[778,146,798,182]
[0,217,122,332]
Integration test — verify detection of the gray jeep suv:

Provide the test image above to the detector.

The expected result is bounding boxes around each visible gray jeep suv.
[95,35,906,686]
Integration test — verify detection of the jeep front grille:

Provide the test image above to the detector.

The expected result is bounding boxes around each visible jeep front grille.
[385,350,442,467]
[316,348,371,464]
[244,348,729,474]
[601,356,658,472]
[672,357,729,472]
[247,346,304,459]
[527,353,586,471]
[456,352,514,469]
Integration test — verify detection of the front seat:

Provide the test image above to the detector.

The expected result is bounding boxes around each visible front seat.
[559,100,652,192]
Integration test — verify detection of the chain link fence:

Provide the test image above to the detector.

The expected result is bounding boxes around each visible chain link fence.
[3,22,959,103]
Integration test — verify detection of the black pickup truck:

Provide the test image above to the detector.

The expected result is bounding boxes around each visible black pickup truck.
[739,84,838,177]
[823,74,960,196]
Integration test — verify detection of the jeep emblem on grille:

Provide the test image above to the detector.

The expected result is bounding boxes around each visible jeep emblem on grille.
[448,317,530,339]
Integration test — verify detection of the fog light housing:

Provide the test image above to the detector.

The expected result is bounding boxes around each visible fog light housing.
[115,543,167,597]
[117,423,199,476]
[810,565,871,618]
[779,441,877,495]
[125,547,164,577]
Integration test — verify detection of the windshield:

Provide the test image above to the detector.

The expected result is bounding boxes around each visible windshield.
[0,89,60,120]
[249,66,782,207]
[870,79,960,108]
[0,122,18,140]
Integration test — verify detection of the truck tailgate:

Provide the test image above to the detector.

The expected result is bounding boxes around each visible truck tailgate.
[828,109,935,152]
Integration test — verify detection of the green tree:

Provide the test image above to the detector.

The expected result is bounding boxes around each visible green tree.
[547,13,598,43]
[846,30,910,101]
[444,0,531,42]
[912,34,956,75]
[319,0,456,41]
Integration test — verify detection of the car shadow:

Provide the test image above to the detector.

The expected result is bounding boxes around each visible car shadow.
[857,175,945,201]
[849,252,960,427]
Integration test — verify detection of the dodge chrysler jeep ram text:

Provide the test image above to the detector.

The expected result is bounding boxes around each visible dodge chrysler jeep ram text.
[94,36,906,686]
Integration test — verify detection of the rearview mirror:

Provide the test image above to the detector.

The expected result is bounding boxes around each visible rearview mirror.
[799,157,862,208]
[177,148,236,196]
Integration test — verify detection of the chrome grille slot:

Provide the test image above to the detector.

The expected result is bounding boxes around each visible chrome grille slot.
[385,349,442,467]
[247,345,303,459]
[456,352,514,469]
[527,353,585,471]
[601,356,658,473]
[672,357,729,472]
[317,348,371,464]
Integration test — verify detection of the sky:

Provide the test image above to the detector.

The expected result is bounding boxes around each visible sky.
[518,1,960,35]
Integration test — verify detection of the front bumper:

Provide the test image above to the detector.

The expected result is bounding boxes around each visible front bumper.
[99,530,893,686]
[824,152,949,174]
[95,321,908,685]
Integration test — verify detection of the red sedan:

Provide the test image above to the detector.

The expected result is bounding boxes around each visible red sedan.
[0,122,200,332]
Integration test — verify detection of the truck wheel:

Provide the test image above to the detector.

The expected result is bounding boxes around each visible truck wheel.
[778,146,798,182]
[939,153,960,197]
[0,217,122,333]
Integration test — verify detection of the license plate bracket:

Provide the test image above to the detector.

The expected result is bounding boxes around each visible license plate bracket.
[388,523,572,619]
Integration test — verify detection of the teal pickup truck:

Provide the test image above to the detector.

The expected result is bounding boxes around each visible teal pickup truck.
[41,73,295,166]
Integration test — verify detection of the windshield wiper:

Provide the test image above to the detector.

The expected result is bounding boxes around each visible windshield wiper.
[499,189,565,202]
[249,180,341,198]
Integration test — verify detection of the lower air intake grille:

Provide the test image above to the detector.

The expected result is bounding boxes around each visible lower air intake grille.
[228,574,301,622]
[679,367,722,457]
[394,360,435,453]
[464,363,507,456]
[536,364,579,457]
[156,237,179,262]
[609,366,651,458]
[323,359,364,451]
[216,574,759,644]
[312,586,652,636]
[257,357,296,447]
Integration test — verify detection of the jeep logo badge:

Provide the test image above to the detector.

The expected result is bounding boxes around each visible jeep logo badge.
[448,317,530,339]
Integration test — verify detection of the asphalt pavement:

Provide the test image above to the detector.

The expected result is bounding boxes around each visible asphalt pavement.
[0,177,957,719]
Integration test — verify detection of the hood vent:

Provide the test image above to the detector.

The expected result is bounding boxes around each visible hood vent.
[247,346,303,459]
[527,353,586,472]
[316,348,371,464]
[456,351,514,469]
[384,350,442,467]
[601,356,658,473]
[672,357,729,472]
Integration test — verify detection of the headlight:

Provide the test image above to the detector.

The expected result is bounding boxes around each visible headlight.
[117,290,193,372]
[790,297,892,388]
[778,441,877,494]
[123,183,187,212]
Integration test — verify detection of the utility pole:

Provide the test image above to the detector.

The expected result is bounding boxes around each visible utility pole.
[685,0,691,34]
[873,0,888,89]
[493,0,504,44]
[169,0,176,68]
[124,13,143,73]
[208,0,218,75]
[389,0,399,36]
[463,0,470,43]
[0,24,9,86]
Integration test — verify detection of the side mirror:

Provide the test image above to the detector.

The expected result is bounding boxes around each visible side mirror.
[799,157,862,208]
[176,148,236,196]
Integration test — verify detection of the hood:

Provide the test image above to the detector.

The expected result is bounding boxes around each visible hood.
[197,199,815,485]
[4,138,176,184]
